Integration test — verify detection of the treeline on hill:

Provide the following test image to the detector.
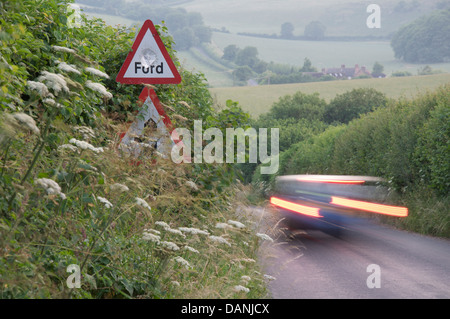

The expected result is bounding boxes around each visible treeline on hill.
[221,44,334,86]
[391,8,450,63]
[0,0,272,299]
[76,0,212,50]
[249,86,449,238]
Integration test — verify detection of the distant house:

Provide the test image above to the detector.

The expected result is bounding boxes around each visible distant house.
[321,64,373,79]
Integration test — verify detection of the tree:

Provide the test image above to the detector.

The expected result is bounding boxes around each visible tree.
[300,57,317,72]
[323,88,388,124]
[304,21,326,40]
[234,46,259,68]
[391,8,450,63]
[222,45,239,61]
[372,62,384,77]
[280,22,294,39]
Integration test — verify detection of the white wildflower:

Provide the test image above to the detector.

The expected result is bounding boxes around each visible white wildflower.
[85,67,110,79]
[52,45,76,54]
[233,285,250,293]
[227,220,246,229]
[263,274,277,281]
[184,246,199,254]
[174,256,192,270]
[85,80,112,99]
[109,183,129,193]
[171,281,180,287]
[215,222,232,229]
[142,231,160,244]
[160,241,180,251]
[155,221,171,230]
[143,228,160,235]
[178,227,209,236]
[43,98,64,109]
[241,275,251,283]
[239,258,256,263]
[97,196,113,208]
[27,81,49,97]
[209,235,231,247]
[35,178,66,200]
[256,233,274,242]
[73,126,95,139]
[135,197,151,211]
[37,71,69,95]
[167,228,186,238]
[69,138,104,153]
[56,61,81,75]
[58,144,78,152]
[12,113,40,134]
[185,180,198,191]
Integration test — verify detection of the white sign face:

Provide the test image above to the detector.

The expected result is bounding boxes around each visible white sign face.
[116,20,181,84]
[122,30,175,80]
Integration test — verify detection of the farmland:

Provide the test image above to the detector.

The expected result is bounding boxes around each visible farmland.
[209,73,450,118]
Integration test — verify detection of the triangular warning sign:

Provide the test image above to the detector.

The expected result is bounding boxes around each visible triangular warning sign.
[116,20,182,84]
[119,87,181,158]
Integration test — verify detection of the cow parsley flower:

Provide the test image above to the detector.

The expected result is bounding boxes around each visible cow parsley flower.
[85,67,110,79]
[227,220,246,229]
[52,45,76,54]
[97,196,113,208]
[135,197,151,211]
[185,180,198,191]
[35,178,66,199]
[174,256,191,269]
[12,113,40,135]
[69,138,104,153]
[263,274,277,281]
[109,183,129,193]
[56,61,81,75]
[233,285,250,293]
[43,98,64,109]
[184,246,199,254]
[58,144,78,152]
[256,233,274,242]
[27,81,49,97]
[73,126,95,139]
[215,222,232,229]
[37,71,69,95]
[142,231,160,244]
[178,227,209,236]
[155,221,171,230]
[160,241,180,251]
[85,80,112,99]
[209,235,231,247]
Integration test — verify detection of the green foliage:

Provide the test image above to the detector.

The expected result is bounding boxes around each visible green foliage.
[261,91,327,122]
[304,21,326,40]
[391,8,450,63]
[323,88,388,124]
[0,0,268,299]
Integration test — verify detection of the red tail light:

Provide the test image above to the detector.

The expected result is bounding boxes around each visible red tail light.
[330,196,408,217]
[270,196,322,218]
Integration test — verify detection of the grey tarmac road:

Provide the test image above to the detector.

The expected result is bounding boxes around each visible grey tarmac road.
[254,208,450,299]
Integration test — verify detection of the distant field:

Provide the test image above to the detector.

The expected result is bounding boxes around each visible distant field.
[209,73,450,118]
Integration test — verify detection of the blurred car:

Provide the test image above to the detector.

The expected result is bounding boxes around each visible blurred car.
[270,175,408,237]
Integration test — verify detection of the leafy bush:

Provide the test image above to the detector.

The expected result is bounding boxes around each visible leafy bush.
[323,88,388,124]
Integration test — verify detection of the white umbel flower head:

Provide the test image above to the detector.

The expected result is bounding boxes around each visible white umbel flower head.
[56,61,81,75]
[12,113,40,134]
[109,183,129,193]
[174,256,192,270]
[27,81,49,97]
[135,197,151,211]
[85,67,110,79]
[37,71,69,95]
[97,196,113,208]
[85,80,112,99]
[227,220,246,229]
[69,138,103,153]
[256,233,274,242]
[209,235,231,246]
[52,45,76,54]
[233,285,250,293]
[35,178,66,199]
